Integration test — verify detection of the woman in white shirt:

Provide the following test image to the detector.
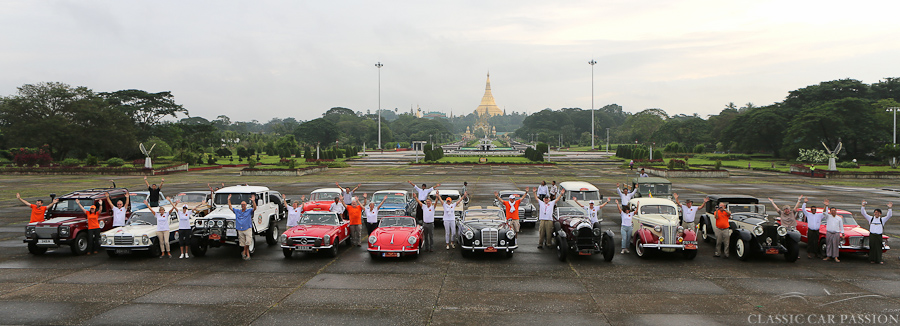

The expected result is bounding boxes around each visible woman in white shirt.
[145,198,178,258]
[361,193,387,235]
[284,195,304,229]
[175,203,197,259]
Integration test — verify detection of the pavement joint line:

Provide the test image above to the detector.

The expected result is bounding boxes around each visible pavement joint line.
[426,249,451,326]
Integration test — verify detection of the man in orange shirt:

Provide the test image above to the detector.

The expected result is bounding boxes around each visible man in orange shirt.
[345,197,364,247]
[16,193,58,223]
[494,187,529,234]
[79,204,102,255]
[713,202,732,258]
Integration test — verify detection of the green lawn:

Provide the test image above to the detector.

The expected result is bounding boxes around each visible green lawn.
[560,144,622,152]
[644,157,900,173]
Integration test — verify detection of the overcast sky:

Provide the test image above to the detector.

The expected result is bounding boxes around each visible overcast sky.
[2,1,898,122]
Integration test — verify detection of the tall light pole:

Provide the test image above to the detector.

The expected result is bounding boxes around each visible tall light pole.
[889,107,899,166]
[589,59,597,150]
[376,62,383,150]
[606,128,610,154]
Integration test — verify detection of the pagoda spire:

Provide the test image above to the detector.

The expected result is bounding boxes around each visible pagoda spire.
[475,73,502,117]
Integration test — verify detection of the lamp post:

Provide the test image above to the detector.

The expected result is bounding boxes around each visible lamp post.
[606,128,610,154]
[889,107,899,166]
[376,62,383,150]
[589,59,597,150]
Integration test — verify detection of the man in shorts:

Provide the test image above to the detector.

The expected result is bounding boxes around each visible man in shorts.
[228,193,257,260]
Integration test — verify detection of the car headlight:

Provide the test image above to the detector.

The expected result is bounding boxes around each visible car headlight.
[776,226,788,236]
[474,240,480,246]
[142,235,149,245]
[506,230,516,239]
[323,235,331,245]
[593,228,601,237]
[408,236,417,245]
[676,226,685,233]
[464,230,474,240]
[227,221,235,228]
[654,225,662,232]
[59,226,70,237]
[216,220,224,227]
[396,210,405,216]
[368,235,377,244]
[196,220,205,227]
[753,225,764,236]
[500,240,506,246]
[25,226,35,236]
[279,234,287,244]
[101,234,108,244]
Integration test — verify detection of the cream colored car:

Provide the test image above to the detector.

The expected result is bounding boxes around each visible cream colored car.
[100,207,196,257]
[628,198,698,260]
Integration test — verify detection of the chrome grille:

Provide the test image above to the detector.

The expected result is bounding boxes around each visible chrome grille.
[290,237,319,245]
[114,236,133,245]
[849,236,869,248]
[481,228,498,246]
[662,225,676,244]
[36,227,56,238]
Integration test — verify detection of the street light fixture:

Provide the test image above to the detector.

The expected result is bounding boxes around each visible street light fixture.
[376,62,383,150]
[589,59,597,150]
[889,107,899,166]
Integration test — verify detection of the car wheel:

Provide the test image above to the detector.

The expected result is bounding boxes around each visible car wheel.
[70,232,88,255]
[265,219,278,246]
[248,233,257,255]
[821,241,827,258]
[149,239,162,257]
[601,234,615,262]
[556,235,568,262]
[190,237,208,257]
[701,223,711,243]
[785,240,800,262]
[736,237,750,261]
[106,250,118,258]
[683,249,697,260]
[635,238,648,259]
[325,237,339,257]
[282,248,293,258]
[27,242,47,255]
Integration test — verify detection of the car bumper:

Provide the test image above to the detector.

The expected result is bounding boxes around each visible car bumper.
[460,245,518,251]
[24,238,72,247]
[367,247,419,253]
[638,243,690,250]
[839,244,890,252]
[100,245,151,251]
[282,244,334,251]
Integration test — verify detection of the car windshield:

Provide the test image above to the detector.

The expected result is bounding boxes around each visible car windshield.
[311,192,341,202]
[175,193,207,203]
[639,205,677,215]
[379,217,416,227]
[129,194,148,203]
[51,198,94,212]
[464,210,504,220]
[373,193,407,205]
[728,204,765,214]
[299,213,339,226]
[214,193,256,206]
[638,184,671,195]
[839,214,858,226]
[557,207,586,217]
[431,193,460,201]
[128,211,157,225]
[568,191,600,201]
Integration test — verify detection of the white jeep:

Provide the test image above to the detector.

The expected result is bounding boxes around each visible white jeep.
[190,185,285,257]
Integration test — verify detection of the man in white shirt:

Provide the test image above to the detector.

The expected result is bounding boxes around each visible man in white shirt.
[532,187,564,249]
[673,193,708,231]
[336,182,360,220]
[549,181,559,200]
[801,196,828,259]
[639,168,649,178]
[105,191,130,227]
[536,181,550,201]
[861,200,893,264]
[438,190,466,250]
[284,195,303,229]
[329,197,345,217]
[408,181,440,222]
[822,206,844,262]
[615,183,638,209]
[414,195,438,252]
[614,199,636,254]
[572,197,610,225]
[361,193,387,235]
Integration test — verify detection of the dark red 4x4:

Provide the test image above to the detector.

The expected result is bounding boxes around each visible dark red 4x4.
[24,188,130,255]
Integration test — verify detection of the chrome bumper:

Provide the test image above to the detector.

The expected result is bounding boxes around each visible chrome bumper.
[639,243,687,250]
[460,245,518,251]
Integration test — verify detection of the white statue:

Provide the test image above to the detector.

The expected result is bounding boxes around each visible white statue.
[139,143,156,169]
[821,141,842,171]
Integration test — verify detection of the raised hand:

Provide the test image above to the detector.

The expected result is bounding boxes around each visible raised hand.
[16,193,21,199]
[862,200,867,206]
[703,197,710,203]
[824,199,830,206]
[888,202,894,209]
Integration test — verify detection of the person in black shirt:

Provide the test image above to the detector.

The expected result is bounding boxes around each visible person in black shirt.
[144,176,164,207]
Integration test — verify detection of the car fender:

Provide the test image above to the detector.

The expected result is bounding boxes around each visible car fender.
[733,229,752,242]
[785,230,801,244]
[636,228,656,244]
[683,229,697,242]
[602,229,615,242]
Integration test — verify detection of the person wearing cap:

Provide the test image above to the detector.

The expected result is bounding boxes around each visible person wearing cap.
[283,194,304,229]
[533,187,565,249]
[414,194,438,252]
[145,198,179,258]
[614,199,635,254]
[767,196,802,231]
[408,181,440,223]
[77,202,103,255]
[175,202,199,259]
[801,196,828,259]
[673,193,709,231]
[361,193,387,235]
[494,189,529,234]
[335,182,360,221]
[105,191,130,227]
[823,205,844,262]
[861,200,893,264]
[572,197,610,225]
[440,190,466,250]
[615,183,638,210]
[16,193,58,223]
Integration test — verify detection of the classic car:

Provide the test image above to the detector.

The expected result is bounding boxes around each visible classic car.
[24,187,128,255]
[371,190,413,217]
[628,198,698,259]
[551,206,615,261]
[280,211,349,258]
[191,185,285,257]
[698,195,800,262]
[493,190,536,226]
[630,177,673,199]
[557,181,603,210]
[456,206,517,258]
[129,191,170,211]
[793,207,890,255]
[100,207,194,257]
[172,191,214,216]
[367,216,423,259]
[429,189,465,222]
[302,188,344,212]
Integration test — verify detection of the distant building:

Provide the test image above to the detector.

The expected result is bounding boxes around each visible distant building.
[423,111,446,120]
[465,73,502,140]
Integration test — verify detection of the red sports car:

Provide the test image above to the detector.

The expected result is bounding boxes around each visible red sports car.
[367,216,423,259]
[280,211,349,258]
[792,207,890,254]
[302,188,343,213]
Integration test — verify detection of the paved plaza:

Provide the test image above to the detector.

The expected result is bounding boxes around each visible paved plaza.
[2,165,900,325]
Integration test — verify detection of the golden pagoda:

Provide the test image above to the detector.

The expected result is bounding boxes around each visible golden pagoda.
[474,73,503,117]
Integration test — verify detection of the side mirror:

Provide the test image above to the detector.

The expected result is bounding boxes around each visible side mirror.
[49,193,57,200]
[257,199,264,206]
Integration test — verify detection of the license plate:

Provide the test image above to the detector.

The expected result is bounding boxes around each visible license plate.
[209,234,221,240]
[766,248,779,254]
[685,244,697,250]
[37,239,54,245]
[226,229,237,237]
[484,247,497,253]
[578,250,593,256]
[115,248,131,254]
[296,246,313,251]
[383,252,400,258]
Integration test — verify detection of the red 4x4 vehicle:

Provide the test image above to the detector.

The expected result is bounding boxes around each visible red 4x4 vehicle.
[23,187,130,255]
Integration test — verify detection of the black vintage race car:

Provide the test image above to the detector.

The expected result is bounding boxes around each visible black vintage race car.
[456,206,517,258]
[699,195,801,262]
[552,206,615,262]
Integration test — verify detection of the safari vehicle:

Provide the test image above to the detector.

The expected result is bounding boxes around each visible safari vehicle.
[630,177,673,199]
[100,207,195,257]
[371,190,414,217]
[456,206,517,258]
[699,195,801,262]
[429,189,465,222]
[301,188,343,212]
[627,198,698,259]
[557,181,603,210]
[190,185,285,257]
[24,187,128,255]
[552,206,615,262]
[493,190,536,226]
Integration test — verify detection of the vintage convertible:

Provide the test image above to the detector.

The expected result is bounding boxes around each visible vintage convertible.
[456,206,517,258]
[100,207,192,257]
[793,207,890,255]
[552,206,615,262]
[493,190,536,226]
[367,216,423,259]
[699,195,800,262]
[628,198,698,259]
[280,211,349,258]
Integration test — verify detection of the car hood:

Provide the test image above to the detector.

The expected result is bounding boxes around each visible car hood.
[461,220,507,230]
[202,206,237,220]
[302,201,333,212]
[32,215,84,226]
[283,224,338,238]
[635,214,679,226]
[102,224,157,237]
[371,226,418,245]
[379,204,407,211]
